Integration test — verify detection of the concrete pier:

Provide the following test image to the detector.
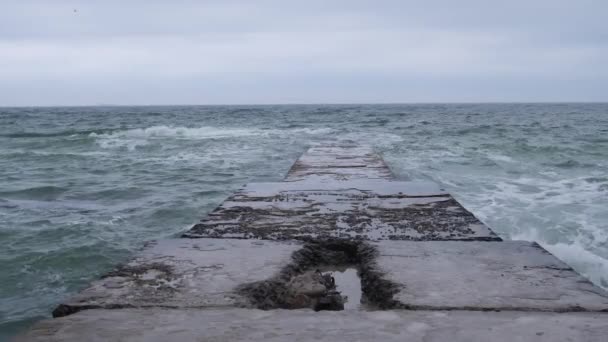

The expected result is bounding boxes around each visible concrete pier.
[18,145,608,341]
[185,145,499,241]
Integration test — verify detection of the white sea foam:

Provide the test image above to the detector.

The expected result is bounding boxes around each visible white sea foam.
[90,125,337,150]
[511,228,608,288]
[385,137,608,291]
[486,153,514,163]
[337,131,405,149]
[290,127,336,135]
[90,126,266,150]
[451,173,608,291]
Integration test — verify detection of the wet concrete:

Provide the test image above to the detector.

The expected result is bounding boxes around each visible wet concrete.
[184,182,499,241]
[184,145,498,241]
[50,239,608,317]
[51,238,395,315]
[373,240,608,312]
[52,239,302,316]
[17,308,608,342]
[331,268,362,310]
[284,145,393,181]
[236,240,387,311]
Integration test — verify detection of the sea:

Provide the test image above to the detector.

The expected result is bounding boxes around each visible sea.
[1,103,607,338]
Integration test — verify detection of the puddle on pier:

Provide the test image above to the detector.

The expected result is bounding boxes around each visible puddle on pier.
[325,267,362,310]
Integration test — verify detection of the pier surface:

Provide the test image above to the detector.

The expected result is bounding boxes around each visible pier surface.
[185,145,498,241]
[18,145,608,341]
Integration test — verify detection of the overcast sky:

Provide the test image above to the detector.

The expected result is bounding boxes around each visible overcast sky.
[1,0,607,106]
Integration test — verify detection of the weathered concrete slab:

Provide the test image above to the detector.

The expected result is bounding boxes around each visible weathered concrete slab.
[185,180,499,241]
[186,145,499,241]
[18,308,608,342]
[374,241,608,312]
[53,239,608,318]
[239,179,448,197]
[53,239,302,316]
[285,145,393,181]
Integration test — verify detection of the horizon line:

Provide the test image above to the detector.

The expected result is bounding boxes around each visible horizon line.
[1,101,608,108]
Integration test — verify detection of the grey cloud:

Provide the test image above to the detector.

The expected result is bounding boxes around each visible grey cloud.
[0,0,606,105]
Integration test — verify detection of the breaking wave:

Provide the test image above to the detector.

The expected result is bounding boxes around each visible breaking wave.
[90,125,338,150]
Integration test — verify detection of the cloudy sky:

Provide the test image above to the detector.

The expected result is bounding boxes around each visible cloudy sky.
[1,0,607,106]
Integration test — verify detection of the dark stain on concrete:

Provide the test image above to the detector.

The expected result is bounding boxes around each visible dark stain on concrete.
[237,240,402,311]
[185,196,500,241]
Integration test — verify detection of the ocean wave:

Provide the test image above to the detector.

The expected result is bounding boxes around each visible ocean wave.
[90,125,338,150]
[459,174,608,290]
[511,229,608,289]
[482,152,515,164]
[1,129,111,138]
[543,159,598,169]
[290,127,336,135]
[0,150,110,158]
[336,131,405,149]
[455,124,497,135]
[0,186,68,201]
[91,125,265,140]
[89,125,262,150]
[388,138,608,292]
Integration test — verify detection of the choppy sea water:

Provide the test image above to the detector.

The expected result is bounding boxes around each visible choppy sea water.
[1,104,607,337]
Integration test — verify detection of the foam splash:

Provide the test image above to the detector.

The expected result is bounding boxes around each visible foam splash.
[511,229,608,289]
[459,175,608,290]
[439,172,608,291]
[382,131,608,291]
[90,125,338,150]
[90,126,266,150]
